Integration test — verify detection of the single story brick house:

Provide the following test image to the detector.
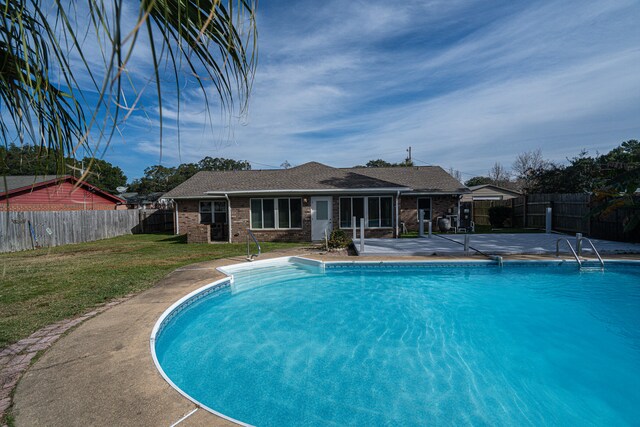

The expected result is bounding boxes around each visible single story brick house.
[1,175,126,211]
[162,162,470,243]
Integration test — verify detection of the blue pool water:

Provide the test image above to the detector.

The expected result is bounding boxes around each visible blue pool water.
[154,262,640,426]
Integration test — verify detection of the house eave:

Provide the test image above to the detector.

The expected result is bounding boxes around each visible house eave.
[203,188,412,196]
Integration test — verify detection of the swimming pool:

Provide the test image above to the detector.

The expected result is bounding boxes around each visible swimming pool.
[152,258,640,426]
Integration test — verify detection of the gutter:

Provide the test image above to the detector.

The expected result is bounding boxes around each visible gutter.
[395,191,400,238]
[224,193,231,243]
[204,188,412,196]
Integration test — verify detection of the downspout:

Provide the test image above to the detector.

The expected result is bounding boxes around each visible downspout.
[395,191,400,238]
[225,193,232,243]
[457,195,461,229]
[174,201,179,235]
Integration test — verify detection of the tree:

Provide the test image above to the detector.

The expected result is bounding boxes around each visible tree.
[356,159,414,168]
[448,167,462,182]
[79,158,127,194]
[488,162,510,185]
[129,156,251,194]
[512,149,549,192]
[198,157,251,171]
[0,143,126,193]
[464,176,493,187]
[1,1,257,178]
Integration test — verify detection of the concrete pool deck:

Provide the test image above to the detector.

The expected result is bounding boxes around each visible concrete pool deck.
[358,233,640,256]
[8,247,640,426]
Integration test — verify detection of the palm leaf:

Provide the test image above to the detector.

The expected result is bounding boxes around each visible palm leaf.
[0,0,257,175]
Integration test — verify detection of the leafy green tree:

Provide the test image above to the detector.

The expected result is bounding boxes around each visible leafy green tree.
[80,158,127,193]
[355,159,415,168]
[464,176,493,187]
[198,157,251,171]
[129,156,251,194]
[0,143,126,193]
[1,1,257,176]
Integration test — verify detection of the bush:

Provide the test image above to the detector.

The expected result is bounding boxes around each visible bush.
[488,206,512,228]
[327,229,351,249]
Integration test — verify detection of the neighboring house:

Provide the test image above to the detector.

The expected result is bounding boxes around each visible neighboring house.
[461,184,521,202]
[1,175,126,211]
[163,162,469,243]
[120,192,171,210]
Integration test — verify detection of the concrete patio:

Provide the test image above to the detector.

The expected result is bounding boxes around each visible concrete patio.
[357,233,640,257]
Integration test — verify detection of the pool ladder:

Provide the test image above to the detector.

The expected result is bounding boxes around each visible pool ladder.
[556,238,604,269]
[247,229,261,261]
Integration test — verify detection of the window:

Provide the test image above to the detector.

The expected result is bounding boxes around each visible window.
[250,198,303,229]
[213,201,227,224]
[316,200,329,220]
[339,196,393,228]
[199,201,212,224]
[200,201,227,224]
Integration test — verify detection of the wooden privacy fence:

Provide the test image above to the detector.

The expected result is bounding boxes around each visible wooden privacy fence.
[0,209,174,253]
[473,194,639,242]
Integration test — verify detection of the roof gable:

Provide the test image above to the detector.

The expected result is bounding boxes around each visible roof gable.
[1,175,125,203]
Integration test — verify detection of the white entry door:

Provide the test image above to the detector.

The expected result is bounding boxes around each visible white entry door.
[311,197,332,241]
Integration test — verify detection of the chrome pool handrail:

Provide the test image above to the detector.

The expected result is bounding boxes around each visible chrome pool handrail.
[582,238,604,268]
[247,229,261,261]
[556,238,581,267]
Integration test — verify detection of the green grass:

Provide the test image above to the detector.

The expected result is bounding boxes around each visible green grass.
[0,234,304,347]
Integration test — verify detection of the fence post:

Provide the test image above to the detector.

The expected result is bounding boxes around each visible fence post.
[545,207,552,233]
[464,234,470,256]
[428,220,432,238]
[576,232,582,256]
[359,218,365,253]
[523,195,528,228]
[418,209,424,237]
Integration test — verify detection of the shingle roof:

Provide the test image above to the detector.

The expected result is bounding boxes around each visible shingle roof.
[0,175,62,193]
[164,162,469,198]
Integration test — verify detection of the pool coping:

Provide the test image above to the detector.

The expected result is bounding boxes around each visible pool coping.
[149,255,640,426]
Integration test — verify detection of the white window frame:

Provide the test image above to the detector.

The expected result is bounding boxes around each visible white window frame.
[250,197,303,230]
[200,200,227,224]
[339,196,394,229]
[199,201,212,224]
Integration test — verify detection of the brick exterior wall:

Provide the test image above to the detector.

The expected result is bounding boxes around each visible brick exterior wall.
[176,194,460,243]
[187,224,211,243]
[400,195,459,232]
[229,196,312,243]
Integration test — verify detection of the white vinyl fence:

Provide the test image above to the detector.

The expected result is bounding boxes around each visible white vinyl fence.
[0,210,141,253]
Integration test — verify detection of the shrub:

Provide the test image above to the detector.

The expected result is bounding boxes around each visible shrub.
[327,229,351,249]
[488,206,512,228]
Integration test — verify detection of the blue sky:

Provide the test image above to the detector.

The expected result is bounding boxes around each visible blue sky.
[100,0,640,181]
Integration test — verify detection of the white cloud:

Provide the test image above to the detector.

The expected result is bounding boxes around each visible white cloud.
[106,0,640,180]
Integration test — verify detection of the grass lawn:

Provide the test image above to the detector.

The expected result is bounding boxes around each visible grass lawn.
[0,233,304,347]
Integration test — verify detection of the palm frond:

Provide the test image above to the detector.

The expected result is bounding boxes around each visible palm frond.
[0,0,257,174]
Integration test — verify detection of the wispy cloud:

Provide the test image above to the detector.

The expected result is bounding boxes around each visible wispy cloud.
[106,0,640,180]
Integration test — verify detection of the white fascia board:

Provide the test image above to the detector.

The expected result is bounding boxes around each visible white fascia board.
[204,188,412,195]
[406,191,469,196]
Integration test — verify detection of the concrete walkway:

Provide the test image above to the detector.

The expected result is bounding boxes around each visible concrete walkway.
[359,233,640,256]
